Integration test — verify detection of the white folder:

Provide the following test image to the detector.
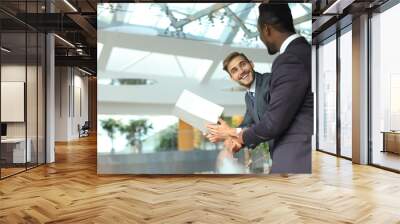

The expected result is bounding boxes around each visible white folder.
[173,89,224,133]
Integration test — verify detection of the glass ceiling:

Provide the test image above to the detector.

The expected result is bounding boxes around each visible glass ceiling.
[98,3,311,82]
[98,3,312,48]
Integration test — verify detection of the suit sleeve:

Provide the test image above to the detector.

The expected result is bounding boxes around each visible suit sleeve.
[243,54,310,148]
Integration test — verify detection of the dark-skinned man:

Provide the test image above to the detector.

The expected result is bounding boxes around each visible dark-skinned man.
[225,3,313,174]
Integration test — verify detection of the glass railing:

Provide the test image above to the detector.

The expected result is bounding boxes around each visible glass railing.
[99,127,271,173]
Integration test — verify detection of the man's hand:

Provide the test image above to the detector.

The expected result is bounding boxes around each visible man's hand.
[205,118,236,143]
[224,137,243,154]
[205,133,223,143]
[237,129,245,145]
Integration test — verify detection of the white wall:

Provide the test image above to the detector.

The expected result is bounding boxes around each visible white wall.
[55,67,69,141]
[72,73,89,138]
[55,67,89,141]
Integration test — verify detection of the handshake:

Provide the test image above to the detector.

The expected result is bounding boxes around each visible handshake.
[205,119,245,153]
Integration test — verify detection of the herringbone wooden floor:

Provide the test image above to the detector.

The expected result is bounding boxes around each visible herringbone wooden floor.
[1,135,400,224]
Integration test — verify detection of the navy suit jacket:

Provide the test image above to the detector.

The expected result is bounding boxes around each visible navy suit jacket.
[242,37,313,173]
[239,71,272,128]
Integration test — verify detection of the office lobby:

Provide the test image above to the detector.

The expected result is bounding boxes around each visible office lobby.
[1,0,400,223]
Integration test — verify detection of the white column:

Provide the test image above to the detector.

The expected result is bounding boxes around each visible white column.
[312,45,317,150]
[46,33,55,163]
[352,14,369,164]
[45,0,56,163]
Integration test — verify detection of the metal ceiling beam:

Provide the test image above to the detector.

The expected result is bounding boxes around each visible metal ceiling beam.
[224,7,256,39]
[159,3,179,28]
[98,21,222,43]
[294,14,311,25]
[66,13,97,47]
[85,0,97,12]
[174,3,232,28]
[223,3,255,44]
[323,0,355,14]
[312,15,335,33]
[52,0,77,13]
[55,55,96,72]
[199,61,220,85]
[46,1,97,47]
[0,18,28,31]
[13,13,85,32]
[300,3,312,14]
[0,8,38,31]
[67,14,96,37]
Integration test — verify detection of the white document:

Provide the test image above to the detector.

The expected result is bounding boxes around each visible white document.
[173,89,224,133]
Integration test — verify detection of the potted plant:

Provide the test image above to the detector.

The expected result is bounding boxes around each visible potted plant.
[156,124,178,152]
[120,119,153,153]
[100,118,122,151]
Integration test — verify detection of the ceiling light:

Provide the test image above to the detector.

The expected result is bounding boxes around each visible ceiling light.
[106,78,157,86]
[63,0,78,12]
[54,34,75,48]
[1,47,11,53]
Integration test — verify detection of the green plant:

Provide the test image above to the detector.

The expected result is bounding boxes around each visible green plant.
[156,124,178,152]
[256,142,269,158]
[120,119,153,153]
[100,118,122,150]
[251,142,271,173]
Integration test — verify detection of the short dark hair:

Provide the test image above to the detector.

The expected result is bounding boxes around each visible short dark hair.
[258,3,295,34]
[223,52,251,74]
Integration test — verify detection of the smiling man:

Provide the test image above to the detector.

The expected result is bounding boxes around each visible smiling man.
[205,52,271,144]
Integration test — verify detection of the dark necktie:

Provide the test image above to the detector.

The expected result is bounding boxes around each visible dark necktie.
[249,92,255,103]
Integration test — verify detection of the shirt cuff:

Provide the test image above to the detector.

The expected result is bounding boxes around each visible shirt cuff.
[236,128,242,135]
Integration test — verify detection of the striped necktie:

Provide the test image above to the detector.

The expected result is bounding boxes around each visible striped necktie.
[249,91,255,105]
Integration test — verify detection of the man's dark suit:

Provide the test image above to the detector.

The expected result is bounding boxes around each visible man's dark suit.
[239,71,271,128]
[242,37,313,173]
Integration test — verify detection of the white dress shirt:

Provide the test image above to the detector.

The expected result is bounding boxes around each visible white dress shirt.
[236,78,257,134]
[247,76,256,96]
[279,33,301,54]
